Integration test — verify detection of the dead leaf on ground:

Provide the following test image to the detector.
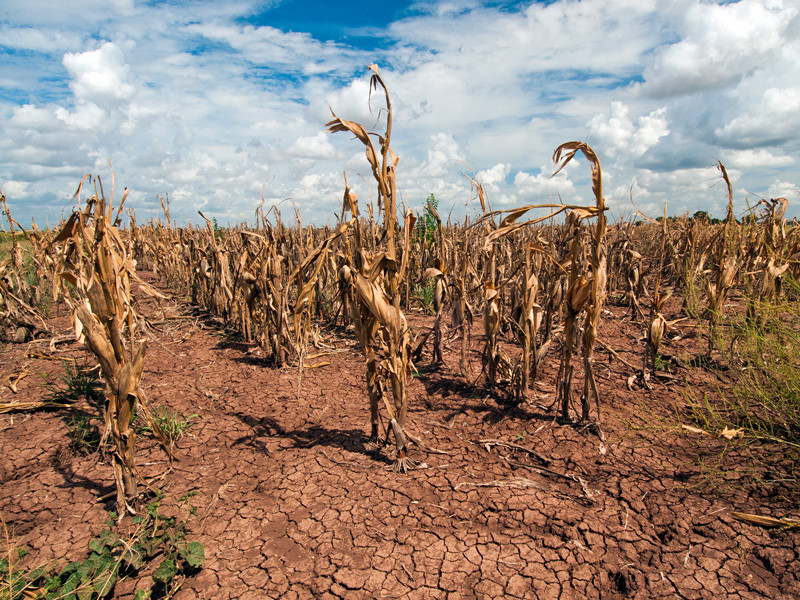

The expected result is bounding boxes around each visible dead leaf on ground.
[719,426,744,440]
[681,424,714,437]
[731,512,800,530]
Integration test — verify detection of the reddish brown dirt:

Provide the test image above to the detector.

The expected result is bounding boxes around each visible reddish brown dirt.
[1,280,798,600]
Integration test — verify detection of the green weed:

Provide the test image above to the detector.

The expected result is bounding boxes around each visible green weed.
[66,413,102,456]
[139,406,196,445]
[413,279,436,315]
[675,284,800,505]
[47,362,105,407]
[0,493,204,600]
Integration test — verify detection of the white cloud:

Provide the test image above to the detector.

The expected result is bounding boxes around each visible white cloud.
[0,0,799,227]
[477,163,510,188]
[640,0,795,97]
[513,167,575,201]
[186,23,360,76]
[766,180,799,200]
[1,180,29,197]
[288,133,338,159]
[9,105,63,131]
[63,42,135,105]
[715,87,800,147]
[55,103,107,131]
[2,0,135,26]
[0,26,82,52]
[588,102,669,158]
[417,133,465,178]
[723,149,795,169]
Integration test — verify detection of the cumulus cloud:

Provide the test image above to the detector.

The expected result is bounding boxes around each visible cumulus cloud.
[288,132,338,159]
[588,102,669,158]
[9,105,63,131]
[0,0,798,226]
[417,133,465,178]
[715,87,800,148]
[477,163,510,189]
[766,180,799,201]
[513,167,575,201]
[1,180,29,197]
[63,42,135,105]
[723,149,795,169]
[640,0,795,97]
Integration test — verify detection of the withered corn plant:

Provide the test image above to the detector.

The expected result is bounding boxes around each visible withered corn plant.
[703,162,740,356]
[53,175,173,519]
[639,206,680,381]
[745,197,793,328]
[450,233,476,378]
[0,190,52,341]
[325,64,419,471]
[423,199,448,365]
[552,142,607,424]
[472,157,603,406]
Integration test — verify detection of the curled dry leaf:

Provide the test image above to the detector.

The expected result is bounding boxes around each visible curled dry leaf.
[719,426,744,440]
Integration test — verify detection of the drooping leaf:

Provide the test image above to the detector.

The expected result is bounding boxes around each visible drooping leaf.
[152,558,178,584]
[179,541,205,568]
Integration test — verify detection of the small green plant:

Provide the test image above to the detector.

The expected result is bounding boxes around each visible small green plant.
[413,279,436,314]
[47,362,105,407]
[139,407,196,445]
[654,354,672,372]
[66,413,102,456]
[0,493,204,600]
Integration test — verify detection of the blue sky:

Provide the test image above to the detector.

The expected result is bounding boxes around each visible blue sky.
[245,1,415,46]
[1,0,798,227]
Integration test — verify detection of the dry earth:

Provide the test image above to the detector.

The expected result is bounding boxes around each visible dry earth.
[1,276,798,599]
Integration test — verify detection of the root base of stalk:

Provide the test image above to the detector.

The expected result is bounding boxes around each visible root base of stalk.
[390,454,417,473]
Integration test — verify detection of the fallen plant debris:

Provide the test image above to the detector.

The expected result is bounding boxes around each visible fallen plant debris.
[681,424,745,439]
[731,512,800,531]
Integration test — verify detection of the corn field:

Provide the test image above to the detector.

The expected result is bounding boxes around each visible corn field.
[2,65,800,516]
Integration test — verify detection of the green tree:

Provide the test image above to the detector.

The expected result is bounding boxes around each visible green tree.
[419,193,439,244]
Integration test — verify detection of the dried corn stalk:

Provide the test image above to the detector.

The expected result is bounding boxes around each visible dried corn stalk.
[552,142,607,424]
[746,197,791,327]
[53,174,172,519]
[0,190,51,340]
[703,162,740,355]
[326,65,418,471]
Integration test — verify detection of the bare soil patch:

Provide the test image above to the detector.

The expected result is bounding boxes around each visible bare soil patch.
[1,277,798,600]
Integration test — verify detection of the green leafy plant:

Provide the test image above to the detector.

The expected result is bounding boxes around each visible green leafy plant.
[654,354,672,372]
[211,218,224,242]
[144,407,196,445]
[416,193,439,245]
[0,494,204,600]
[412,279,436,314]
[66,413,102,456]
[47,362,105,407]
